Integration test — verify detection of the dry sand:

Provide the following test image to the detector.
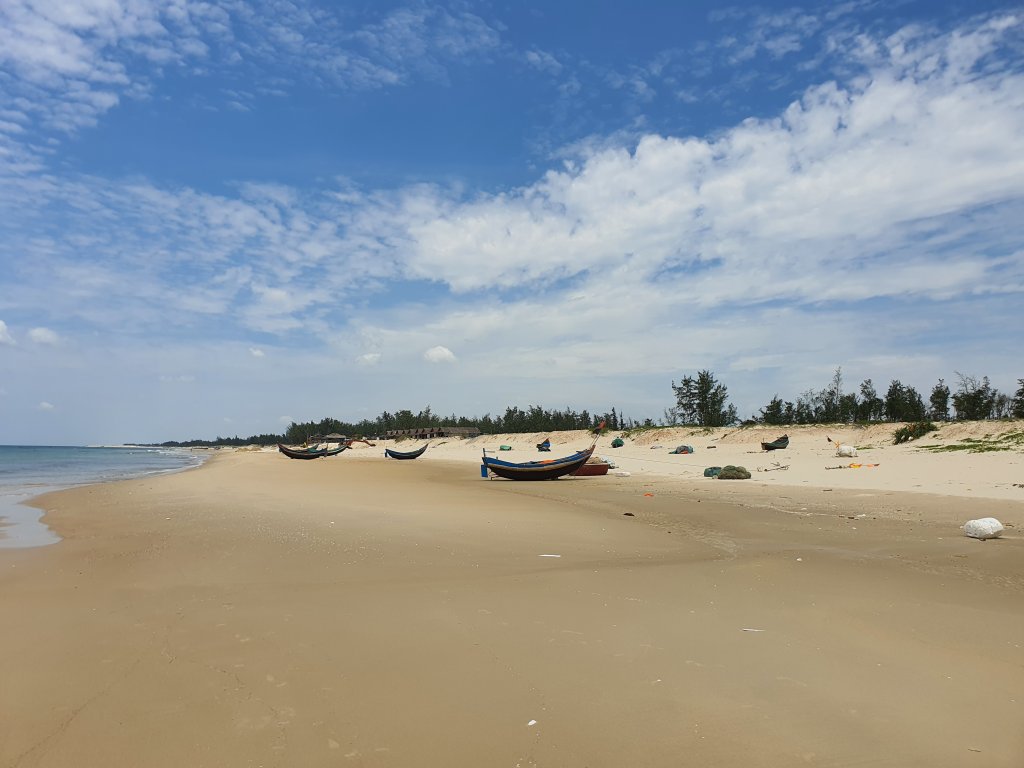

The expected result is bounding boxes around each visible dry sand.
[2,423,1024,767]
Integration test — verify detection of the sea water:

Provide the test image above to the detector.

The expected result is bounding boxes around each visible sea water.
[0,445,205,549]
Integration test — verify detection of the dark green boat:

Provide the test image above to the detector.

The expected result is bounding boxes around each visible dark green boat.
[761,435,789,451]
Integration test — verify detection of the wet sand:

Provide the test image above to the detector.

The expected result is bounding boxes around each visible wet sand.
[2,449,1023,767]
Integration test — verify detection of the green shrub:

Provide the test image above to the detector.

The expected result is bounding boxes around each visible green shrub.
[893,421,937,445]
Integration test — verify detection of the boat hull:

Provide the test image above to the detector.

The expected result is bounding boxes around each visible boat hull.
[385,444,428,460]
[572,461,609,476]
[482,448,593,480]
[278,443,330,459]
[761,435,789,451]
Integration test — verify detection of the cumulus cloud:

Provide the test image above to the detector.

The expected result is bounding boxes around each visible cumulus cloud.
[424,345,457,363]
[357,352,382,366]
[249,347,265,357]
[28,327,59,344]
[0,320,14,345]
[38,401,54,410]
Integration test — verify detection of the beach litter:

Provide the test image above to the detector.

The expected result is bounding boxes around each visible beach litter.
[538,554,562,558]
[757,462,789,472]
[827,436,858,457]
[963,517,1004,540]
[704,466,722,477]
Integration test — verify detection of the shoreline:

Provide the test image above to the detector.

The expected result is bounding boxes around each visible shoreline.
[0,445,210,549]
[8,419,1024,549]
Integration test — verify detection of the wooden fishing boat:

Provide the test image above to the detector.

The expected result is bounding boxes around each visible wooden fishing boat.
[482,446,594,480]
[483,421,604,481]
[572,460,609,476]
[279,443,346,459]
[278,443,330,459]
[384,444,427,460]
[761,434,789,451]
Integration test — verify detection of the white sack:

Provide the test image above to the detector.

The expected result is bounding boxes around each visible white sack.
[963,517,1004,540]
[835,444,858,458]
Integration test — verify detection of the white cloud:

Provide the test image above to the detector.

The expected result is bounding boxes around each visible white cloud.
[0,0,501,163]
[525,49,562,74]
[1,11,1023,443]
[249,347,265,357]
[28,327,59,344]
[3,16,1022,353]
[38,401,54,410]
[424,345,457,363]
[391,15,1024,308]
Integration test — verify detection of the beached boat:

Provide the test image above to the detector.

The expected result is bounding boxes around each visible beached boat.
[572,460,609,476]
[384,444,427,460]
[761,434,789,451]
[277,443,343,460]
[482,446,594,480]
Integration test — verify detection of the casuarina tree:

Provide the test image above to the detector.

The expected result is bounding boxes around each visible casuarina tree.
[672,370,738,427]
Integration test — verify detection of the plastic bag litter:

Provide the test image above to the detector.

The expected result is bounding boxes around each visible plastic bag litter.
[963,517,1004,540]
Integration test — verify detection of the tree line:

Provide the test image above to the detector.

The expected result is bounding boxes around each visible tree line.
[153,404,637,447]
[669,369,1024,427]
[150,370,1024,446]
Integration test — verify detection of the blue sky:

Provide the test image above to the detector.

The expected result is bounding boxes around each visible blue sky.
[1,0,1023,445]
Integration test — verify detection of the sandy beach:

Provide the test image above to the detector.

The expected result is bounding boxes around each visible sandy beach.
[2,423,1024,767]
